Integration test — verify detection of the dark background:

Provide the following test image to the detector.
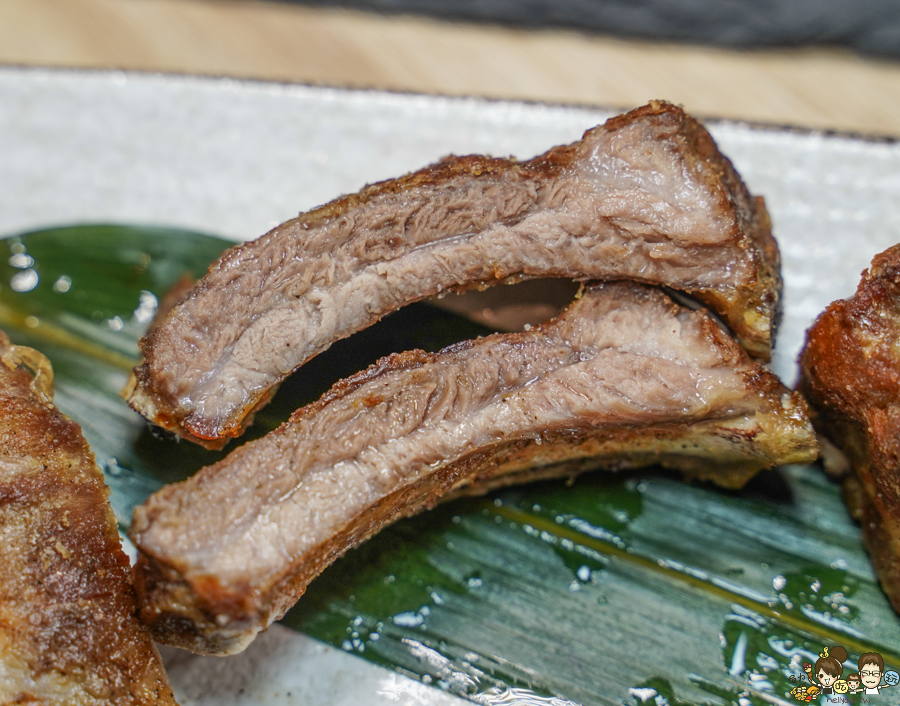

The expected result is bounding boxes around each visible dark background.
[276,0,900,57]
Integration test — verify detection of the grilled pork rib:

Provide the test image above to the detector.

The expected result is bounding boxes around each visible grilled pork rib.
[799,244,900,613]
[0,331,176,705]
[131,283,814,656]
[130,101,781,448]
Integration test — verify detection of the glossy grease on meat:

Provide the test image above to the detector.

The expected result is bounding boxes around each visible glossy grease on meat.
[0,331,177,706]
[799,244,900,614]
[131,283,814,655]
[130,101,781,447]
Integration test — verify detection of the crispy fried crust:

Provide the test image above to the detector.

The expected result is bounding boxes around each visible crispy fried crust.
[0,331,177,705]
[799,244,900,613]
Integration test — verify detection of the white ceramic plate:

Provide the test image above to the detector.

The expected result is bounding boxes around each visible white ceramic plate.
[3,67,900,706]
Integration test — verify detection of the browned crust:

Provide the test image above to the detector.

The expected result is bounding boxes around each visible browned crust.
[131,100,781,448]
[799,243,900,613]
[0,330,176,705]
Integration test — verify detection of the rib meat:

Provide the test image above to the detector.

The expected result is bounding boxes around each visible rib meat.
[0,331,177,705]
[131,282,814,656]
[799,244,900,613]
[129,101,781,448]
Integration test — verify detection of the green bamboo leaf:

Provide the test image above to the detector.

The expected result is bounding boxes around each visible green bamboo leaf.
[1,225,898,706]
[0,224,229,520]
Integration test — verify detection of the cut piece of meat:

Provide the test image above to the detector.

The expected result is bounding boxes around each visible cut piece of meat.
[799,243,900,614]
[129,100,782,448]
[0,331,177,705]
[130,282,814,656]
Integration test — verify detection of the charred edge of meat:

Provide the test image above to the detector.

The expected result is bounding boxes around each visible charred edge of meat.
[798,243,900,613]
[129,100,782,448]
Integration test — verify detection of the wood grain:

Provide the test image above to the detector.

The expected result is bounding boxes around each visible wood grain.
[5,0,900,136]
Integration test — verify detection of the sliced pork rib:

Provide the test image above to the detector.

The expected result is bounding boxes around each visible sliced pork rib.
[799,244,900,614]
[0,331,177,705]
[131,282,814,656]
[130,101,781,448]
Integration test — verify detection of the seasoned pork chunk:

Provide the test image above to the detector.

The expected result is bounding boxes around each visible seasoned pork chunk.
[799,244,900,613]
[131,283,814,656]
[0,331,176,705]
[130,101,781,448]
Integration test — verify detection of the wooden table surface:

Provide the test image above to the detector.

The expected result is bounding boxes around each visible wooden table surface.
[5,0,900,137]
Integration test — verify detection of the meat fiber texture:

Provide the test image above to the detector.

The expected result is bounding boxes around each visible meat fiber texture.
[129,101,781,448]
[0,331,177,706]
[799,244,900,614]
[131,282,815,656]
